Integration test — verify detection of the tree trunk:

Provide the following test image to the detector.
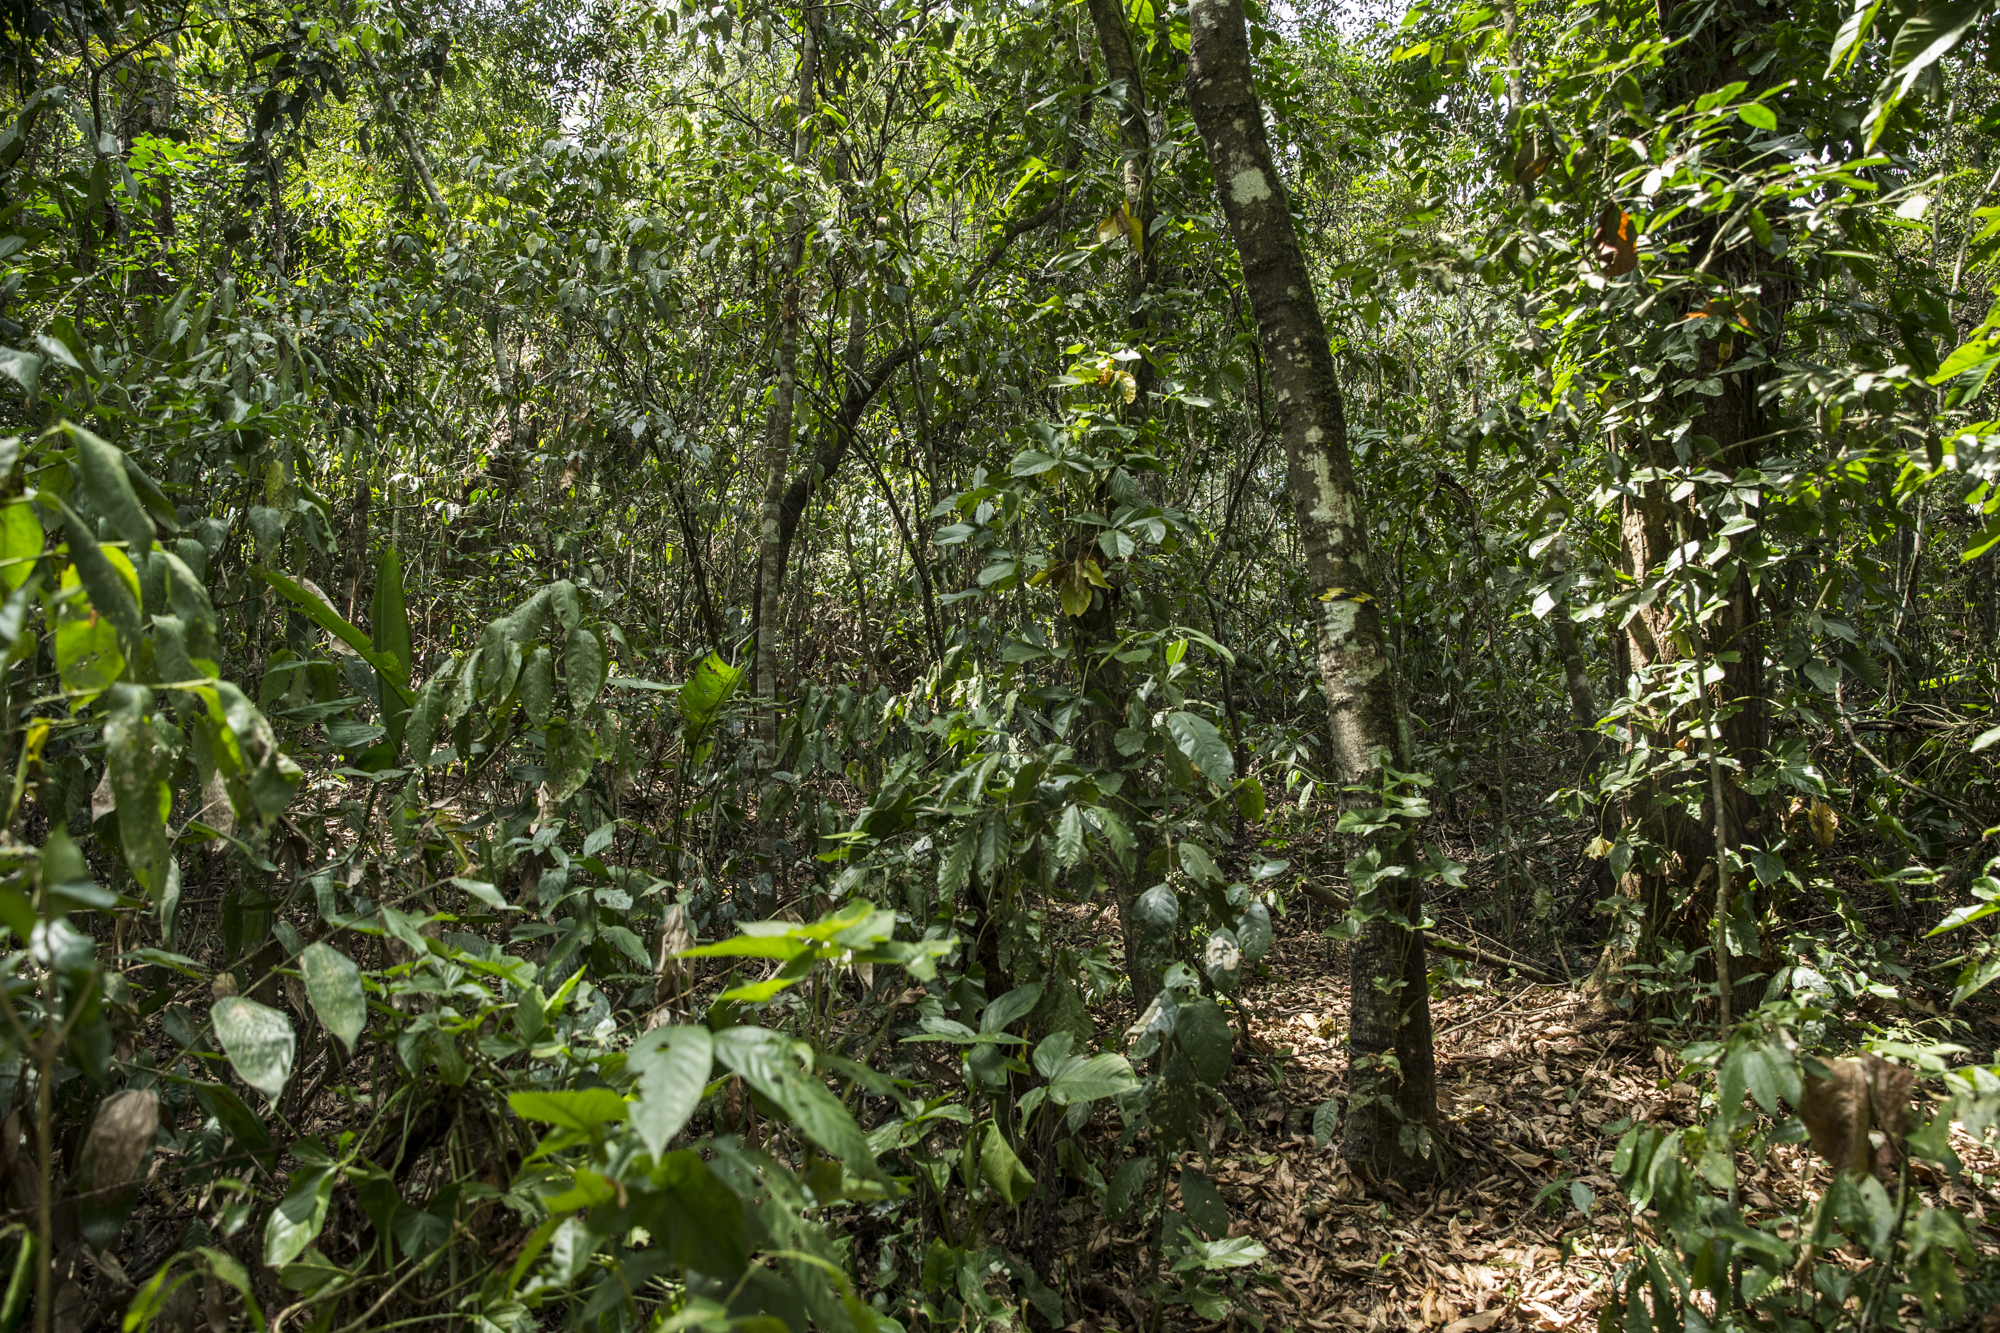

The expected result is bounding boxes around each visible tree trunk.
[1185,0,1437,1184]
[1591,0,1778,1011]
[752,10,820,757]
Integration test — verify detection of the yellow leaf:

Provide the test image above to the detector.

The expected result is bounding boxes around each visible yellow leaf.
[1809,798,1838,849]
[1079,558,1111,590]
[1583,836,1614,859]
[1058,580,1092,617]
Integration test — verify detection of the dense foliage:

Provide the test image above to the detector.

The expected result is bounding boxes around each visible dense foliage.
[7,0,2000,1328]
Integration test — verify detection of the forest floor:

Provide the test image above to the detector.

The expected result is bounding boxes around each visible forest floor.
[1052,910,2000,1333]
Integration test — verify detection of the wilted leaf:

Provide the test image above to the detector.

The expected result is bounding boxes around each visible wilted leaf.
[1592,202,1637,276]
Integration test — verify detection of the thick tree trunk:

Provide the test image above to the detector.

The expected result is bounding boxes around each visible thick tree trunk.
[1185,0,1437,1183]
[752,12,820,756]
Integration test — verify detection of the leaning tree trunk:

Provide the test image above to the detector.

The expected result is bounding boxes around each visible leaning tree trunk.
[752,9,820,759]
[1185,0,1437,1184]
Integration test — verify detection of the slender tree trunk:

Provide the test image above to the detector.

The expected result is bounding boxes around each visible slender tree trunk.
[753,11,820,757]
[1185,0,1437,1183]
[1079,0,1173,1007]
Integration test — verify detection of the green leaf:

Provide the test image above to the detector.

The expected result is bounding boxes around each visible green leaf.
[1045,1051,1139,1105]
[1737,102,1777,131]
[105,684,170,896]
[211,997,295,1101]
[61,509,141,641]
[521,646,554,726]
[0,346,39,401]
[63,423,153,556]
[1134,884,1179,943]
[0,501,39,592]
[1108,1156,1152,1218]
[982,983,1044,1034]
[256,569,412,704]
[1180,1167,1229,1239]
[192,1082,272,1163]
[1178,840,1223,887]
[1311,1098,1340,1148]
[370,545,412,687]
[1167,711,1233,783]
[1175,996,1234,1085]
[1055,804,1085,868]
[1236,901,1273,962]
[299,943,366,1053]
[549,720,596,801]
[263,1165,335,1268]
[506,1089,629,1132]
[678,652,742,738]
[712,1026,884,1179]
[629,1025,713,1160]
[1234,777,1265,823]
[566,625,605,710]
[939,825,976,899]
[979,1122,1035,1205]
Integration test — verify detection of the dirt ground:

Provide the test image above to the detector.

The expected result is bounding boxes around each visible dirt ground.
[1051,913,2000,1333]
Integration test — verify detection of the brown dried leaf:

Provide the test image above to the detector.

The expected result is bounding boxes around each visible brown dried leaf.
[1591,203,1638,276]
[84,1088,159,1192]
[1799,1058,1871,1174]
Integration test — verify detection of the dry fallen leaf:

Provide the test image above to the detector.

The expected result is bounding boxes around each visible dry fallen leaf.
[1799,1054,1913,1182]
[1440,1314,1502,1333]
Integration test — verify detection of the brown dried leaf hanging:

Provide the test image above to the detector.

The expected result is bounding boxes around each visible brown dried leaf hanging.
[1591,203,1638,276]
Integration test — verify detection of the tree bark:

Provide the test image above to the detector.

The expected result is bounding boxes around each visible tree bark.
[1185,0,1437,1183]
[752,10,820,757]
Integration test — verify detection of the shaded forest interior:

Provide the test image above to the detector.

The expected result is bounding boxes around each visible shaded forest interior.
[10,0,2000,1329]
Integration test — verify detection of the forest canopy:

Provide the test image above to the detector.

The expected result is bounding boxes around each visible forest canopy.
[2,0,2000,1328]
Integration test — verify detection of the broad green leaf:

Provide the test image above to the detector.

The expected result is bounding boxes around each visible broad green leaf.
[1236,901,1273,962]
[507,1089,629,1131]
[52,572,126,700]
[106,683,170,895]
[939,825,976,898]
[263,1165,335,1268]
[1175,996,1234,1085]
[549,720,596,801]
[979,1122,1035,1204]
[0,346,39,400]
[370,545,412,687]
[64,423,153,555]
[1178,840,1223,887]
[212,997,295,1101]
[982,982,1043,1034]
[629,1025,714,1159]
[521,646,554,726]
[566,625,605,710]
[712,1026,884,1179]
[255,568,412,704]
[0,501,38,592]
[1167,711,1233,783]
[1055,804,1085,868]
[1046,1051,1139,1105]
[1134,884,1178,942]
[299,943,366,1053]
[61,513,141,641]
[1234,776,1265,823]
[1311,1098,1340,1147]
[1179,1167,1229,1239]
[679,652,742,737]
